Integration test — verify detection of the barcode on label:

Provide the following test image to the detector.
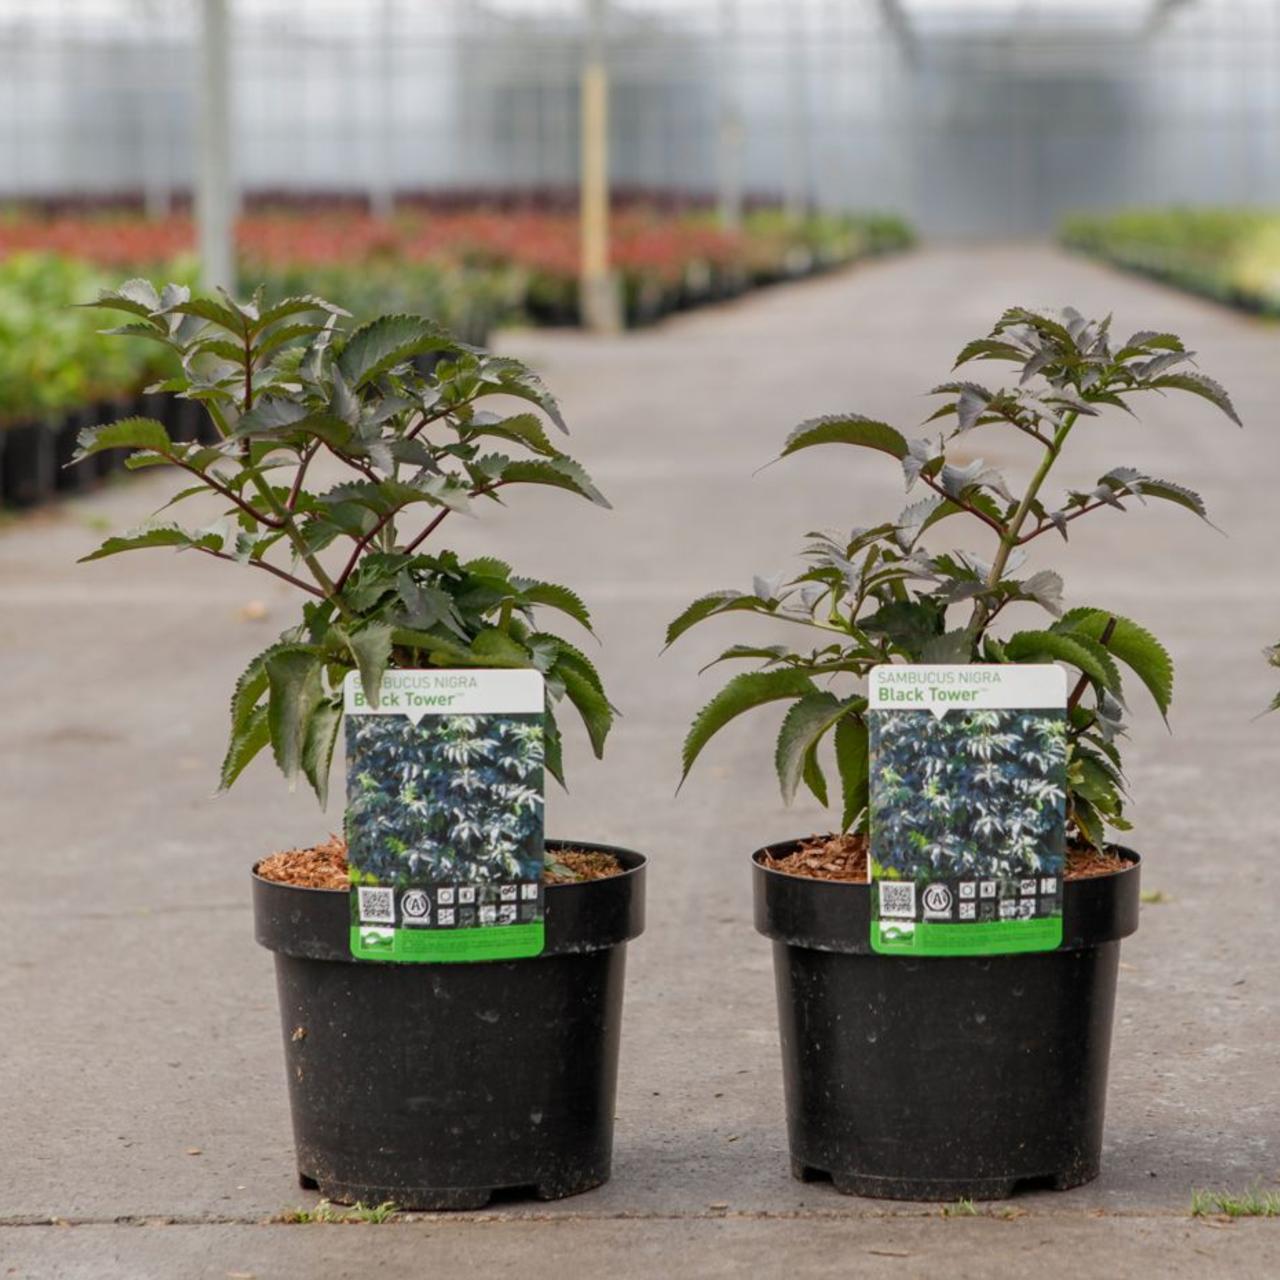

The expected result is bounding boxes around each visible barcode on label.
[357,886,395,924]
[879,881,916,920]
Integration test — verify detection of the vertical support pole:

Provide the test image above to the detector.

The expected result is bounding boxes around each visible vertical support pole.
[716,0,743,233]
[783,0,812,226]
[370,0,396,219]
[140,0,172,220]
[579,0,620,332]
[197,0,235,291]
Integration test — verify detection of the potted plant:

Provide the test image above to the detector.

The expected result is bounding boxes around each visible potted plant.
[74,279,646,1209]
[669,307,1238,1199]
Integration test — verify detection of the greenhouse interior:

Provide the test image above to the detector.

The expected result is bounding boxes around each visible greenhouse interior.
[3,2,1279,1277]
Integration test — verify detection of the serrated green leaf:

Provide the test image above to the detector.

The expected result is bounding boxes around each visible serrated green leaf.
[779,414,909,462]
[1071,795,1106,850]
[78,522,225,562]
[1047,623,1124,698]
[1059,608,1173,718]
[557,663,614,757]
[801,741,829,806]
[834,714,870,834]
[491,456,610,508]
[534,633,606,695]
[681,669,817,786]
[389,627,479,667]
[775,692,842,805]
[1004,629,1118,694]
[515,579,593,631]
[81,278,162,320]
[73,416,171,462]
[470,412,563,458]
[1140,371,1241,426]
[162,295,248,334]
[952,338,1028,368]
[337,314,457,387]
[921,628,974,663]
[301,696,343,808]
[470,627,531,667]
[544,703,565,788]
[1095,467,1213,525]
[665,591,775,647]
[338,623,393,709]
[479,356,567,432]
[218,703,270,792]
[265,648,324,787]
[256,293,348,330]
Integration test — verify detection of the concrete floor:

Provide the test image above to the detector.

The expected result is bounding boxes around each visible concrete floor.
[2,244,1279,1277]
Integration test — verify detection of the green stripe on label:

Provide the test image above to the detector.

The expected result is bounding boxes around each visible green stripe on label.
[872,917,1063,957]
[349,922,545,963]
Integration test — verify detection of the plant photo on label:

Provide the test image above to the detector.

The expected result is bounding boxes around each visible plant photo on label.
[869,708,1067,883]
[666,305,1240,1202]
[72,280,647,1211]
[346,712,545,887]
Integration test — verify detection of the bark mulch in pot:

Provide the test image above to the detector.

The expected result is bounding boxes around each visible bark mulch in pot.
[761,832,1130,883]
[256,835,622,888]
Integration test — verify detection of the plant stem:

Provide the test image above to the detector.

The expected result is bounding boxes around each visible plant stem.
[287,442,318,510]
[248,471,350,615]
[969,409,1078,637]
[192,545,326,597]
[402,506,452,556]
[1066,615,1117,710]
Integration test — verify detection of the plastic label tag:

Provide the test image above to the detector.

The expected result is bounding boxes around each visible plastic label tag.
[867,664,1067,957]
[344,669,546,963]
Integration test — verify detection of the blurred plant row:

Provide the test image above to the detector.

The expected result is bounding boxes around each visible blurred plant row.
[0,205,912,428]
[1060,208,1280,314]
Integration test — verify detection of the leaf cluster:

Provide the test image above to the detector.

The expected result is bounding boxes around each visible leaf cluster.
[670,307,1240,846]
[76,280,613,804]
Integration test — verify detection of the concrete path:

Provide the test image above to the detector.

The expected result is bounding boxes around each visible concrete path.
[3,244,1278,1277]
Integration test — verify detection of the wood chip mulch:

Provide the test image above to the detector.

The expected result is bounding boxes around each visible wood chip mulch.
[543,849,625,884]
[761,834,869,882]
[1065,843,1131,879]
[257,834,349,889]
[255,836,622,889]
[761,833,1131,883]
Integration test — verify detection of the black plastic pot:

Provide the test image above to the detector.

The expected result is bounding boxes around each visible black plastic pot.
[1,419,57,507]
[54,406,100,494]
[254,841,646,1210]
[754,841,1140,1201]
[92,399,131,479]
[163,394,203,444]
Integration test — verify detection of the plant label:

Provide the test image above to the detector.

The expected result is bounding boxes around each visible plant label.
[867,664,1067,956]
[343,669,546,963]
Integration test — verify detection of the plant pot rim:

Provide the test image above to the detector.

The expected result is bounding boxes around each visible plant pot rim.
[254,838,646,963]
[753,837,1139,955]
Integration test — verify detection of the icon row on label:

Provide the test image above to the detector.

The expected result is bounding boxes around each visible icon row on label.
[956,876,1057,900]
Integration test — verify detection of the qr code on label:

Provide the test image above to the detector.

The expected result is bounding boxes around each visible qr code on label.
[879,881,916,920]
[357,886,395,924]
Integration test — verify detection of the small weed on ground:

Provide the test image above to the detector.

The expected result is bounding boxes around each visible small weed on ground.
[277,1199,398,1224]
[942,1198,979,1217]
[1191,1187,1280,1218]
[1140,890,1170,905]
